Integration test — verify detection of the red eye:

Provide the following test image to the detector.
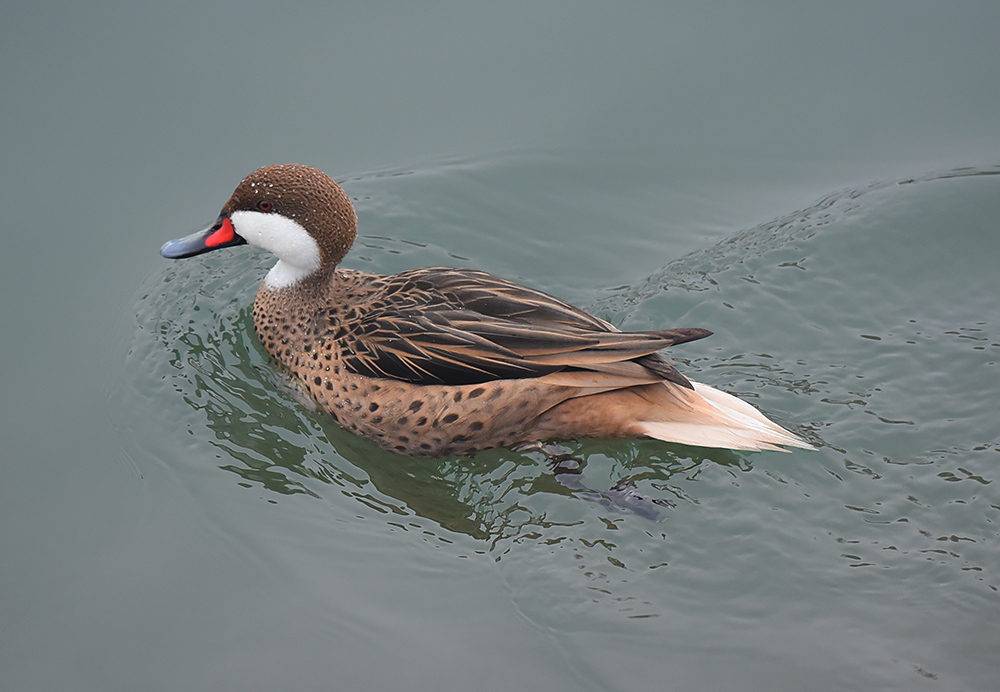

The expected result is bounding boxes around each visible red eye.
[258,199,273,212]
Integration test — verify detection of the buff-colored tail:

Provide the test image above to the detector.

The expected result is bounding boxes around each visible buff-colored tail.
[635,381,812,452]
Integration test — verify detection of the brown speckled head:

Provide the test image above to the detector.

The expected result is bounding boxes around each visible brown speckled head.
[223,163,357,268]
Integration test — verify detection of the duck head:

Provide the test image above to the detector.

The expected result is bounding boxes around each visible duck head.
[160,164,357,289]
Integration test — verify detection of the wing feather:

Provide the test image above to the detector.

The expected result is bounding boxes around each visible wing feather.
[337,268,711,386]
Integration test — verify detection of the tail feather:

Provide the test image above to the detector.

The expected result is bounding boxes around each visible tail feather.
[636,382,812,452]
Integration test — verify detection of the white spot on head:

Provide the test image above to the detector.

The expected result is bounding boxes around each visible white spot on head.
[230,210,321,289]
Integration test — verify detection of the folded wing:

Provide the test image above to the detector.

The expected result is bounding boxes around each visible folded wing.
[338,268,711,387]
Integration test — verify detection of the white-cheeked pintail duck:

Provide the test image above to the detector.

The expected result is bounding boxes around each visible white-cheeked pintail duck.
[161,164,810,457]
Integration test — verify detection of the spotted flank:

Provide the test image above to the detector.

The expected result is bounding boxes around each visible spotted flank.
[161,164,811,457]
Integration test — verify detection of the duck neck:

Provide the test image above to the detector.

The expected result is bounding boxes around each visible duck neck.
[259,262,337,305]
[264,259,324,291]
[253,264,337,343]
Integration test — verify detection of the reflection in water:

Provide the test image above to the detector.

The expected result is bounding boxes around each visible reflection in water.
[133,208,766,547]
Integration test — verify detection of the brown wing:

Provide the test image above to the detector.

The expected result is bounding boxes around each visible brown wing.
[338,267,711,386]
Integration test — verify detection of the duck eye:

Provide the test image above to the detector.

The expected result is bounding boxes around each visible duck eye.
[257,199,273,212]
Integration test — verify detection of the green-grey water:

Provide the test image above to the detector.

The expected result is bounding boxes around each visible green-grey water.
[3,4,1000,691]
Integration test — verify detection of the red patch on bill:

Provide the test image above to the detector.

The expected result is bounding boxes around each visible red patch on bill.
[205,218,235,247]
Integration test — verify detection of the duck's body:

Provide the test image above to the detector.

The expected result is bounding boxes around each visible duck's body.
[162,164,810,457]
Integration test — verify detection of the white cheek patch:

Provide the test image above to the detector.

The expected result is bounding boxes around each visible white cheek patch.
[230,210,321,289]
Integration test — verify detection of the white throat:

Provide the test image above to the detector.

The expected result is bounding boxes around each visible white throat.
[230,209,322,289]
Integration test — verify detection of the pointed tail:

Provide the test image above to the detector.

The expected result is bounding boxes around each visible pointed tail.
[635,381,813,452]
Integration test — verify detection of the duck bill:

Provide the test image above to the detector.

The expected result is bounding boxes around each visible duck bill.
[160,216,247,259]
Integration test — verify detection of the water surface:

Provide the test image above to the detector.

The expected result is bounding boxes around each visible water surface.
[119,155,1000,691]
[2,3,1000,691]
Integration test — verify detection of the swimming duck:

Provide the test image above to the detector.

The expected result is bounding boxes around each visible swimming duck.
[161,164,810,457]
